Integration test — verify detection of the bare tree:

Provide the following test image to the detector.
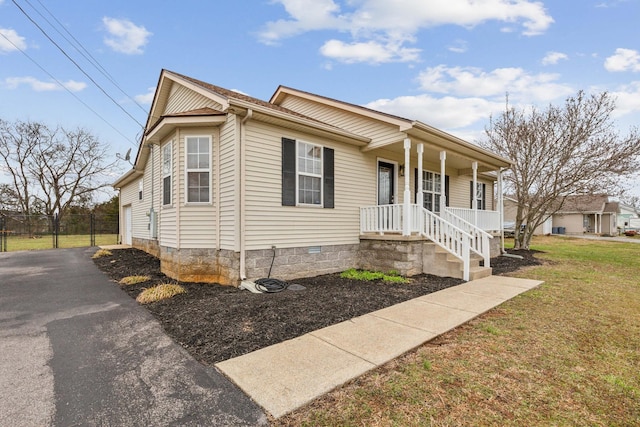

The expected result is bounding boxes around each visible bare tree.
[0,119,117,224]
[481,91,640,249]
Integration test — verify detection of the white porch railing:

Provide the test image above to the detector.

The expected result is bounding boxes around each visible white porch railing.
[442,209,493,267]
[360,204,474,281]
[444,207,501,232]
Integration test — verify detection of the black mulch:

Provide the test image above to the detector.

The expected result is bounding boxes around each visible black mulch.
[93,247,542,365]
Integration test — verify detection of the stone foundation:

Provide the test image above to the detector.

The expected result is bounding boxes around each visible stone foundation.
[358,236,425,276]
[159,247,240,286]
[130,234,501,286]
[132,237,160,258]
[245,244,360,281]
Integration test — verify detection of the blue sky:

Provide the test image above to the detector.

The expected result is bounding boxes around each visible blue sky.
[1,0,639,198]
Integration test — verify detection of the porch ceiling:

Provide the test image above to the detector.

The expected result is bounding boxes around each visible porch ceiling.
[370,139,502,174]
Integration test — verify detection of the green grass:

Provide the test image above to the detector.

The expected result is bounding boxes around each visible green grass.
[340,268,409,283]
[2,234,118,251]
[276,236,640,426]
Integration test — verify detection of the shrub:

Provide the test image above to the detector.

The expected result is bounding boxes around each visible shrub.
[92,249,112,259]
[136,284,186,304]
[119,275,151,286]
[340,268,409,284]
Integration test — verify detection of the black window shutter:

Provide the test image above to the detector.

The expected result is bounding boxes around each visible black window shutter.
[482,183,486,210]
[282,138,296,206]
[445,175,450,207]
[323,147,334,208]
[470,181,474,209]
[413,168,418,203]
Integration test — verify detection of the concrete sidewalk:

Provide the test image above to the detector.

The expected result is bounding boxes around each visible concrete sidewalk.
[216,275,543,419]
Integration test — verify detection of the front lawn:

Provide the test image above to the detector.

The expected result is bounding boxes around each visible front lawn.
[276,236,640,426]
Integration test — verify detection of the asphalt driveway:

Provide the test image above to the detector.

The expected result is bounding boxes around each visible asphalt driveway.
[0,247,267,426]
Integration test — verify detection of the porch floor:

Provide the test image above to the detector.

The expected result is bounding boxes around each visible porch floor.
[216,275,544,419]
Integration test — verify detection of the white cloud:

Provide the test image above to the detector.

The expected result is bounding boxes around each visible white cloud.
[259,0,554,60]
[320,39,420,64]
[102,17,152,55]
[365,94,502,130]
[417,64,574,102]
[604,48,640,72]
[448,39,468,54]
[134,87,155,105]
[610,81,640,118]
[0,28,27,53]
[542,51,568,65]
[4,76,86,92]
[258,0,346,45]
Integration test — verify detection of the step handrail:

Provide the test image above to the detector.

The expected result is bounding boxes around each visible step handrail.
[412,205,472,281]
[442,209,493,267]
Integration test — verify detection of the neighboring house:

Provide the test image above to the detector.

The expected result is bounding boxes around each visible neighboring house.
[503,197,553,236]
[618,203,640,231]
[113,70,512,285]
[552,194,618,235]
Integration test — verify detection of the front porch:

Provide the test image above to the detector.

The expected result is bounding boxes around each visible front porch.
[360,204,501,281]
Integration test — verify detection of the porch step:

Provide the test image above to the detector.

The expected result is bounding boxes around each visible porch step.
[424,243,492,280]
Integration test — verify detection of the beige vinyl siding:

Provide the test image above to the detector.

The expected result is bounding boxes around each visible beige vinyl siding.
[175,127,218,248]
[243,121,376,250]
[164,83,223,115]
[218,115,238,250]
[278,96,401,146]
[447,176,494,210]
[159,136,177,248]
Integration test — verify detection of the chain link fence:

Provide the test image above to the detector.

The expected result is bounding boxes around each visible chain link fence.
[0,213,119,252]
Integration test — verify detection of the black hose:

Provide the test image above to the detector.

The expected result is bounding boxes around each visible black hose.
[254,277,289,293]
[254,246,289,293]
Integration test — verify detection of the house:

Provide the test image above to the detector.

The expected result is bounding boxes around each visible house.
[552,194,618,235]
[113,70,512,285]
[618,202,640,231]
[503,197,553,236]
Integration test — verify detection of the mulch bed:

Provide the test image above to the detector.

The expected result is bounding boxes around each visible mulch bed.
[93,247,541,365]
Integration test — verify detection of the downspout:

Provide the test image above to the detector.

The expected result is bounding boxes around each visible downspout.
[239,109,253,280]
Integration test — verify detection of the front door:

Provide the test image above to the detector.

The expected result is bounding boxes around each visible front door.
[378,161,395,205]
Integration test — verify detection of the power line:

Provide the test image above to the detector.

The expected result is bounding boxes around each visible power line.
[0,31,139,147]
[11,0,146,129]
[28,0,148,114]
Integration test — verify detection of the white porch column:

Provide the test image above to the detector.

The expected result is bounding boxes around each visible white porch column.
[440,151,447,214]
[417,144,424,208]
[403,138,411,236]
[498,168,505,253]
[472,161,478,226]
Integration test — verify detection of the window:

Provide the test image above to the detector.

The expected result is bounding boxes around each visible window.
[414,169,449,211]
[422,171,442,213]
[470,182,487,210]
[138,179,143,200]
[185,136,210,203]
[297,141,322,205]
[281,138,334,208]
[162,142,172,205]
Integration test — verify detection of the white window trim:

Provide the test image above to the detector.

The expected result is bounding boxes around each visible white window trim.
[422,169,442,213]
[162,140,173,207]
[184,135,212,205]
[296,140,323,207]
[475,182,486,210]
